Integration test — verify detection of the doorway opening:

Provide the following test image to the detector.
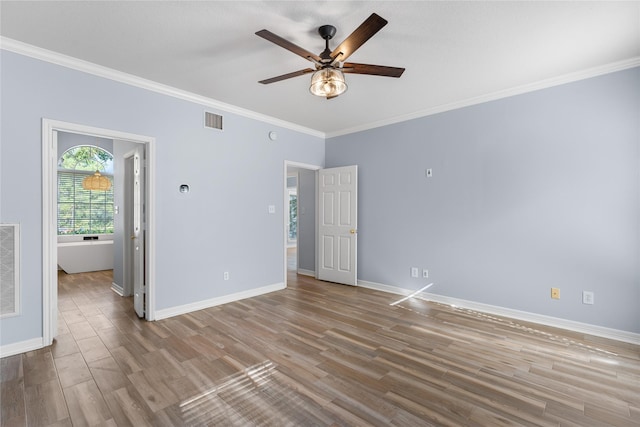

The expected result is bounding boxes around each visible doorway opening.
[42,119,155,346]
[287,186,297,249]
[283,161,321,287]
[283,162,359,288]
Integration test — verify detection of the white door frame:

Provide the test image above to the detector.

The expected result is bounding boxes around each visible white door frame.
[124,149,145,318]
[283,160,321,287]
[42,119,156,346]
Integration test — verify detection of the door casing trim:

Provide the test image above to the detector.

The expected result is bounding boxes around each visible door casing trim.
[42,119,156,346]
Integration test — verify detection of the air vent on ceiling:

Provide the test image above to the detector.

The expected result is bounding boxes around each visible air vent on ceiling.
[204,111,223,130]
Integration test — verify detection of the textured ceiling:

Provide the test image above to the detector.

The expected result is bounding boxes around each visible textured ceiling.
[1,1,639,136]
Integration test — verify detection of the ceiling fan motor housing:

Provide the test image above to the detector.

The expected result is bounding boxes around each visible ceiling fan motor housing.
[318,25,336,40]
[318,25,337,62]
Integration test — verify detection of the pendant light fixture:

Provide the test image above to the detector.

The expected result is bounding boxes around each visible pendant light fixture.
[309,68,347,98]
[82,171,112,191]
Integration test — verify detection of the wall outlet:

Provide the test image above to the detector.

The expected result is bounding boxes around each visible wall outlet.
[411,267,419,278]
[582,291,594,305]
[551,288,560,299]
[223,272,230,280]
[422,269,429,278]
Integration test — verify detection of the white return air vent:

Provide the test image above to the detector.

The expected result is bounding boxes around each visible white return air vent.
[204,111,223,130]
[1,224,20,317]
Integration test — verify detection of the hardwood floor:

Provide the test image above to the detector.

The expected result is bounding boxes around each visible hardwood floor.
[2,253,639,426]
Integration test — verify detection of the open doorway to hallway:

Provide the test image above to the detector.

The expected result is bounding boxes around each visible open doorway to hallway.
[287,247,297,272]
[284,162,320,287]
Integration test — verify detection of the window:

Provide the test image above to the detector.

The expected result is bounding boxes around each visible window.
[288,189,297,242]
[57,146,114,235]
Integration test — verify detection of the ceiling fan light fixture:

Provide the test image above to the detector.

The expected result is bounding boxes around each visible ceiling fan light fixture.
[309,68,347,98]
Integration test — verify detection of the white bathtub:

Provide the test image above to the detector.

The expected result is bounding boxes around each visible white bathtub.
[57,235,114,274]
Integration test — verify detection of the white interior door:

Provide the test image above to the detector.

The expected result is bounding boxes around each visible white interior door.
[125,150,145,318]
[317,165,358,285]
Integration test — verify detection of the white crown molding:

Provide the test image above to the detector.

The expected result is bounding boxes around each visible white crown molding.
[358,280,640,345]
[155,282,285,320]
[328,57,640,138]
[3,37,637,140]
[0,37,325,139]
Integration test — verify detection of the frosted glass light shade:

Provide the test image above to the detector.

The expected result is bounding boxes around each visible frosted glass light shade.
[310,68,347,98]
[82,171,112,191]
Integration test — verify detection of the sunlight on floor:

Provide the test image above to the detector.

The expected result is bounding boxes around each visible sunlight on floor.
[177,360,322,426]
[395,299,620,358]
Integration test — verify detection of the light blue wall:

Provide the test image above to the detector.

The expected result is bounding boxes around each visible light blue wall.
[1,47,637,347]
[0,50,324,346]
[326,67,640,333]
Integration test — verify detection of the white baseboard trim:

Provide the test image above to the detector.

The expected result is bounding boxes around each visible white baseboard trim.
[0,337,44,358]
[297,269,315,277]
[111,282,124,296]
[358,280,640,345]
[358,279,414,295]
[155,282,285,321]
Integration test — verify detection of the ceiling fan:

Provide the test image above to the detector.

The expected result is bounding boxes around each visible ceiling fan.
[256,13,405,99]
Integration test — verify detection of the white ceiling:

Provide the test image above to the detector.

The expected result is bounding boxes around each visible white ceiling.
[1,1,639,136]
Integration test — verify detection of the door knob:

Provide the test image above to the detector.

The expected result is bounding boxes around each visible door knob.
[350,229,357,234]
[131,235,136,240]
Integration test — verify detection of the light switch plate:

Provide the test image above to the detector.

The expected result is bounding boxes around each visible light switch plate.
[582,291,594,305]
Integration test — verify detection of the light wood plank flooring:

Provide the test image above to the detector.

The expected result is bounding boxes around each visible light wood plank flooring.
[2,253,639,426]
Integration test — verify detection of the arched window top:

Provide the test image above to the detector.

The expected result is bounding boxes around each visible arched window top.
[58,145,113,174]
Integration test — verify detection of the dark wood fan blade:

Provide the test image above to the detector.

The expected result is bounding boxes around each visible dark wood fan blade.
[342,62,405,78]
[330,13,388,62]
[259,68,315,84]
[256,30,321,63]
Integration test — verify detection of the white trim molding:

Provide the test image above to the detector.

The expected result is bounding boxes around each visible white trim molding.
[3,37,637,140]
[1,37,324,139]
[155,282,285,320]
[327,56,640,138]
[358,280,640,345]
[0,338,44,359]
[42,119,157,346]
[111,282,124,296]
